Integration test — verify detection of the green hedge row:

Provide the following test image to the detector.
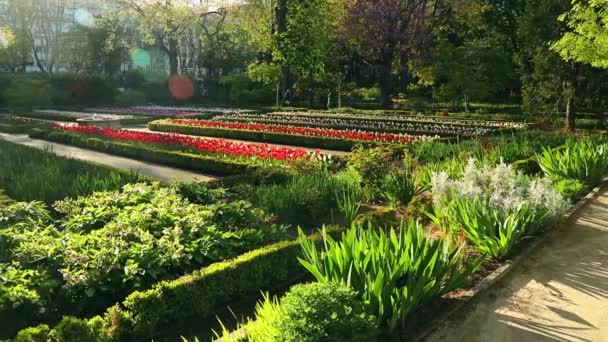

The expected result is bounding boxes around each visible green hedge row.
[13,228,340,342]
[0,121,49,134]
[148,120,379,151]
[29,129,260,177]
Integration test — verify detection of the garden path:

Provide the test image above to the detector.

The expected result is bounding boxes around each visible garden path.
[0,133,217,183]
[425,185,608,342]
[124,125,351,156]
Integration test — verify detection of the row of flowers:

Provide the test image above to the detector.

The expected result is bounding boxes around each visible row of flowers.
[51,124,314,162]
[167,118,437,144]
[271,111,529,129]
[133,106,254,114]
[0,114,35,124]
[90,107,202,117]
[215,113,493,136]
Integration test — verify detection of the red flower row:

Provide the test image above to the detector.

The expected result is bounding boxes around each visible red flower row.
[52,124,312,161]
[169,119,430,144]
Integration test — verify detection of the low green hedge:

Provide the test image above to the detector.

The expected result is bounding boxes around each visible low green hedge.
[29,128,261,177]
[0,121,49,134]
[13,228,341,341]
[149,120,379,151]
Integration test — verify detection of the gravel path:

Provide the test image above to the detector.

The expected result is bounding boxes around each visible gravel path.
[0,133,217,183]
[425,186,608,342]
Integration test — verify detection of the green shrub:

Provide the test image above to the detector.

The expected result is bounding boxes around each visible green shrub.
[249,283,379,342]
[298,223,480,333]
[114,89,146,107]
[352,208,400,229]
[553,178,587,203]
[380,169,419,207]
[3,79,52,111]
[406,193,434,224]
[14,324,50,342]
[47,316,107,342]
[537,138,608,186]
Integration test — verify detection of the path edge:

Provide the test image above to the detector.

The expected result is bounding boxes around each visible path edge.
[411,177,608,342]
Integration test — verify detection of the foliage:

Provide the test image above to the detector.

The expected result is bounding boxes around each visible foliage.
[348,145,396,191]
[553,0,608,69]
[3,79,51,111]
[380,169,419,207]
[248,283,379,342]
[352,208,400,229]
[0,139,140,203]
[428,160,568,258]
[335,187,362,226]
[298,223,481,332]
[553,178,587,203]
[536,138,608,186]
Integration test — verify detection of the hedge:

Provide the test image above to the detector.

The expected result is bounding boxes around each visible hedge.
[0,121,49,134]
[13,228,341,342]
[148,120,380,151]
[29,128,264,177]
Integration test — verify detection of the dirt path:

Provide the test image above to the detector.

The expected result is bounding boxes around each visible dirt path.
[125,126,351,156]
[425,186,608,342]
[0,133,217,183]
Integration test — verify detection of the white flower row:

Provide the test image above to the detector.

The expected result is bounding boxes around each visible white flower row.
[272,111,529,129]
[134,106,255,114]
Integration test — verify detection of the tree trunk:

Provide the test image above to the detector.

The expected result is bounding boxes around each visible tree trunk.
[275,82,280,107]
[565,93,575,132]
[168,38,179,75]
[276,0,289,105]
[337,80,342,108]
[378,46,395,109]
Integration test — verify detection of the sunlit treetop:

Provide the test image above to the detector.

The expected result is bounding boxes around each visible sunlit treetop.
[0,26,16,50]
[553,0,608,68]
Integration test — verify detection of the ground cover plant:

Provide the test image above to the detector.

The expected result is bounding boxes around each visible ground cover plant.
[0,182,285,338]
[0,139,140,203]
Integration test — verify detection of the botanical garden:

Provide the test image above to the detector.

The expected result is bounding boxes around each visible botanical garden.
[0,0,607,341]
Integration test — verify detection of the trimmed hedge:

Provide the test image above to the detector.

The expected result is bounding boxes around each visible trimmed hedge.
[29,128,262,177]
[0,121,49,134]
[13,228,341,341]
[148,120,380,151]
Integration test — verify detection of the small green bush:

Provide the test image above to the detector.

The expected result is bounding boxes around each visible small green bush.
[253,283,379,342]
[3,79,52,111]
[13,324,50,342]
[352,208,400,229]
[114,89,146,107]
[553,178,587,203]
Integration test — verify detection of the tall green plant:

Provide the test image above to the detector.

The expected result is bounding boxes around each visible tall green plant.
[335,188,361,225]
[380,169,419,207]
[298,223,483,332]
[536,138,608,186]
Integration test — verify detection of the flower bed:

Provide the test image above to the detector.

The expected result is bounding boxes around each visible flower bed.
[134,105,255,114]
[0,115,49,133]
[217,112,497,136]
[53,124,313,162]
[271,111,529,129]
[91,107,206,118]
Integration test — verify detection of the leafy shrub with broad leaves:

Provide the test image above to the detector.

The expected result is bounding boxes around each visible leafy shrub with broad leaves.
[429,159,568,258]
[536,138,608,186]
[553,178,587,203]
[298,222,482,333]
[0,183,283,337]
[246,283,379,342]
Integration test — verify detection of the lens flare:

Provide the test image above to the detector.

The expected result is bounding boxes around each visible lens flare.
[74,8,95,27]
[131,49,151,68]
[0,28,14,49]
[168,75,195,100]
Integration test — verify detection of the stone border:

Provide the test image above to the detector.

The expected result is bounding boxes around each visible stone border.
[411,177,608,342]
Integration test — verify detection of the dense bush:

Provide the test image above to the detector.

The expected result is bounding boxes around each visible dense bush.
[246,283,379,342]
[299,223,480,333]
[428,160,568,258]
[49,74,113,108]
[0,183,283,338]
[553,178,587,203]
[537,138,608,186]
[3,79,52,111]
[0,139,141,203]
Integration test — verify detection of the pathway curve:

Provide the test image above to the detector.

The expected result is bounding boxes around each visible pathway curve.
[125,125,351,156]
[425,185,608,342]
[0,133,217,183]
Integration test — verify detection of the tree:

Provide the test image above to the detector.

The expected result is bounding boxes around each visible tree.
[0,0,35,72]
[341,0,448,108]
[553,0,608,68]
